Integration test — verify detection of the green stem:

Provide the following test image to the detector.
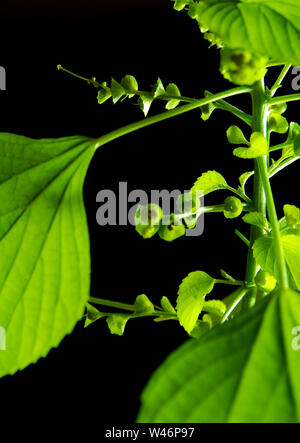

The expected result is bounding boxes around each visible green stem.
[57,64,100,87]
[256,156,289,287]
[269,142,293,153]
[270,64,291,96]
[268,93,300,105]
[234,229,250,247]
[89,297,135,311]
[249,81,289,289]
[243,79,268,308]
[269,156,299,178]
[94,86,251,150]
[177,202,251,220]
[215,279,245,286]
[88,297,178,318]
[221,287,248,323]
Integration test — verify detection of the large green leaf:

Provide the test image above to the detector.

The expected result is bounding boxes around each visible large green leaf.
[188,0,300,65]
[0,133,95,377]
[138,290,300,423]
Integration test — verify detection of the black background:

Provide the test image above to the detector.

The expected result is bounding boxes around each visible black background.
[0,0,299,430]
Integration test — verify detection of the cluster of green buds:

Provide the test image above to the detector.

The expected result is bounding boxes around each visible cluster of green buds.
[220,48,268,86]
[135,203,186,242]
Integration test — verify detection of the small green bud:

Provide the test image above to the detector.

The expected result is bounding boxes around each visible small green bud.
[134,294,154,313]
[269,102,287,115]
[255,270,277,292]
[220,48,267,86]
[135,203,163,239]
[203,32,223,48]
[106,314,130,336]
[223,196,243,219]
[120,75,138,97]
[158,214,186,242]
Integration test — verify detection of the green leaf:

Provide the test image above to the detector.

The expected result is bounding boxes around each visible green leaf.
[106,314,131,336]
[134,294,154,313]
[110,78,126,104]
[284,204,300,226]
[0,133,95,377]
[242,212,270,232]
[153,78,165,98]
[165,83,181,110]
[138,292,300,423]
[176,271,216,333]
[138,93,153,117]
[191,170,227,195]
[233,132,268,159]
[97,83,112,104]
[187,1,300,65]
[253,234,300,289]
[85,303,107,327]
[226,125,249,145]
